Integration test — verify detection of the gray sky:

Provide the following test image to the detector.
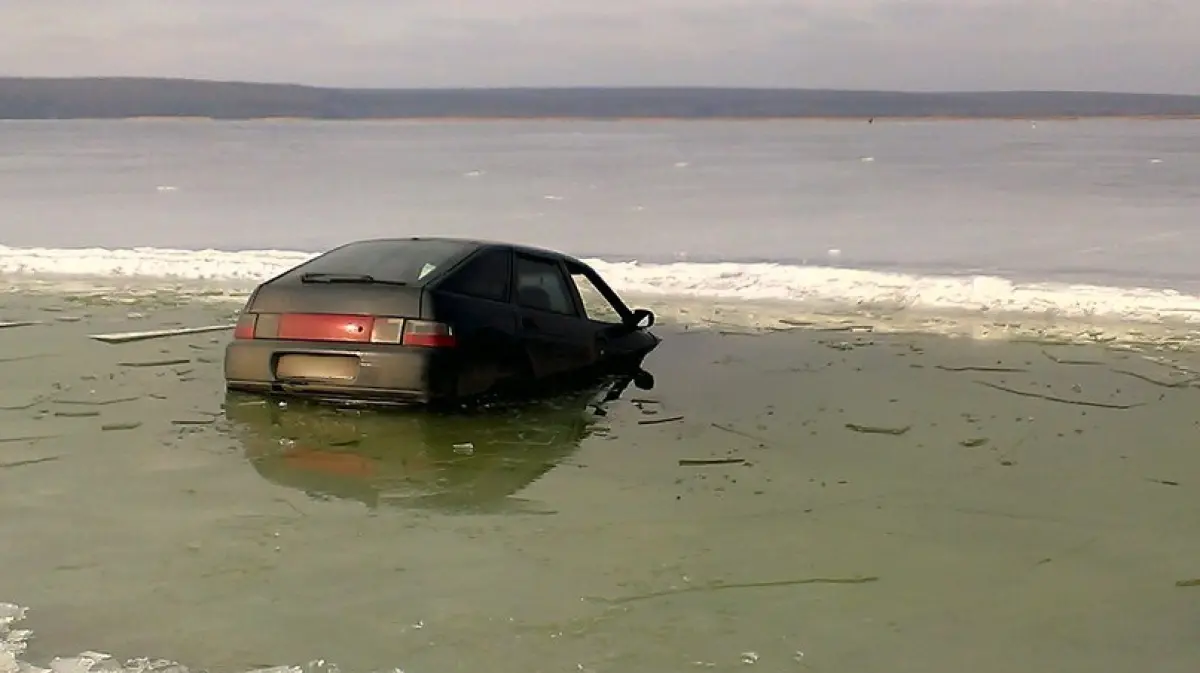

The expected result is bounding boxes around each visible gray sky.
[2,0,1197,93]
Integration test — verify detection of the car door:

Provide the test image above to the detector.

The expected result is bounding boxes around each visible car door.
[512,253,597,378]
[430,247,521,391]
[562,260,639,358]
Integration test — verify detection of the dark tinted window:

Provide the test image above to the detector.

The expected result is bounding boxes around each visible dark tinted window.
[289,239,472,285]
[441,249,511,302]
[514,256,577,316]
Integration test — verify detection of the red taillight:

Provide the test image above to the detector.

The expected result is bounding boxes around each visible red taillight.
[277,314,374,342]
[281,449,378,477]
[233,313,257,339]
[245,314,452,346]
[402,320,456,348]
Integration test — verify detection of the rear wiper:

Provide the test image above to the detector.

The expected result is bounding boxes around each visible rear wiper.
[299,272,408,286]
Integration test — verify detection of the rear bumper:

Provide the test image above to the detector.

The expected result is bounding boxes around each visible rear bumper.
[224,338,455,404]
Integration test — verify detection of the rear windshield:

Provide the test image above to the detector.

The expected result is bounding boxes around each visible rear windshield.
[287,239,473,285]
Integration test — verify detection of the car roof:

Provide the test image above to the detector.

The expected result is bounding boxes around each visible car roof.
[346,236,588,266]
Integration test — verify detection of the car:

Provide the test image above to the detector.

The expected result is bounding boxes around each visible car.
[223,236,661,406]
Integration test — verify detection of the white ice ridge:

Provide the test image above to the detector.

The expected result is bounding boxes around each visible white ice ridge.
[0,246,317,282]
[2,244,1200,324]
[0,602,349,673]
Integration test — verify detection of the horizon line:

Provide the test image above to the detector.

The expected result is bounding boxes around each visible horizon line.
[1,75,1198,98]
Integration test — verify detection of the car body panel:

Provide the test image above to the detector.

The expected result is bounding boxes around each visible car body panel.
[511,251,598,378]
[225,339,446,402]
[518,307,597,378]
[420,291,523,397]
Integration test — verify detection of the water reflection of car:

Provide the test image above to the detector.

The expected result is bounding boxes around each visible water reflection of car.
[224,371,652,514]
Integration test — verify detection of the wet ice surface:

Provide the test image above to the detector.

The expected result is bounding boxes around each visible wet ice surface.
[1,608,336,673]
[2,287,1200,672]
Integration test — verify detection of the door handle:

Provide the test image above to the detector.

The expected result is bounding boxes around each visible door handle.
[522,316,538,330]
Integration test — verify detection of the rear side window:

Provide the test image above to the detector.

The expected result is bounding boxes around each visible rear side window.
[441,248,512,302]
[289,239,471,285]
[514,255,577,316]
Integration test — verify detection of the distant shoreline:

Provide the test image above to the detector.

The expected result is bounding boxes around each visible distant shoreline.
[46,114,1200,123]
[4,77,1200,120]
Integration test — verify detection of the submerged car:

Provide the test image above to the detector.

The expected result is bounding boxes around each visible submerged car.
[224,237,661,406]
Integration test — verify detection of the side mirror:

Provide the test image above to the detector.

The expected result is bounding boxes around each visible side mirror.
[629,308,655,329]
[634,369,655,390]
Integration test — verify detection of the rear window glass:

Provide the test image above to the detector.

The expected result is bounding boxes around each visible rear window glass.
[288,239,473,285]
